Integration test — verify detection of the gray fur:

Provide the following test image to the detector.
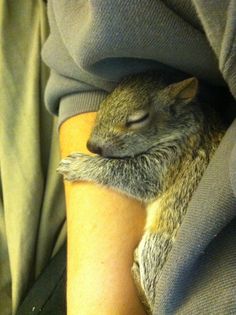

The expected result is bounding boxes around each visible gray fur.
[57,72,226,314]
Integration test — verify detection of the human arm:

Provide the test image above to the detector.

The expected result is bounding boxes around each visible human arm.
[59,112,147,315]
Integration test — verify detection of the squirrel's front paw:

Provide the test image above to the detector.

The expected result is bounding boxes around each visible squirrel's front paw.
[57,152,87,181]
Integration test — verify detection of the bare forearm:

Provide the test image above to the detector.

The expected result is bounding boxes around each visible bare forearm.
[60,113,147,315]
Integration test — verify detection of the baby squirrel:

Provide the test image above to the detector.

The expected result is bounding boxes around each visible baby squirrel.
[57,71,226,314]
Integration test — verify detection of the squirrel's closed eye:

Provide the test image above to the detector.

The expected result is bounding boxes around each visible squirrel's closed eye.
[126,111,150,129]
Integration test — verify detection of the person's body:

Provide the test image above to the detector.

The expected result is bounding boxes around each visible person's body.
[60,112,147,315]
[1,1,236,315]
[42,1,236,314]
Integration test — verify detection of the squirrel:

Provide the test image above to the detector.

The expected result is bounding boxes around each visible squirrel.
[57,71,226,314]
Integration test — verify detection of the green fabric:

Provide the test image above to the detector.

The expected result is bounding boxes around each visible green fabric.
[0,1,66,314]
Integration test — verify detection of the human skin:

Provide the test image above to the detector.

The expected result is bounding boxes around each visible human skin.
[59,112,147,315]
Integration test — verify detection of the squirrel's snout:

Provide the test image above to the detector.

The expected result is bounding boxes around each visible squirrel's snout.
[87,139,122,158]
[87,140,103,155]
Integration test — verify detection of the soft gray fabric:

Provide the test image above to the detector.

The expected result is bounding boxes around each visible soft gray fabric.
[42,0,223,127]
[193,0,236,99]
[154,118,236,314]
[42,1,236,314]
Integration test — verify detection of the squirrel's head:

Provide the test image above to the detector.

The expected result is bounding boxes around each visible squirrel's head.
[87,74,200,158]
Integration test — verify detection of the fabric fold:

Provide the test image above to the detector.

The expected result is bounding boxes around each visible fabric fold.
[154,118,236,314]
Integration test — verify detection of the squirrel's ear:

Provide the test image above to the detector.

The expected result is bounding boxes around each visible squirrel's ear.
[167,77,198,103]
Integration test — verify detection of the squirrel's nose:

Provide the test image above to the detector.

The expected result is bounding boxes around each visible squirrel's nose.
[87,140,103,155]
